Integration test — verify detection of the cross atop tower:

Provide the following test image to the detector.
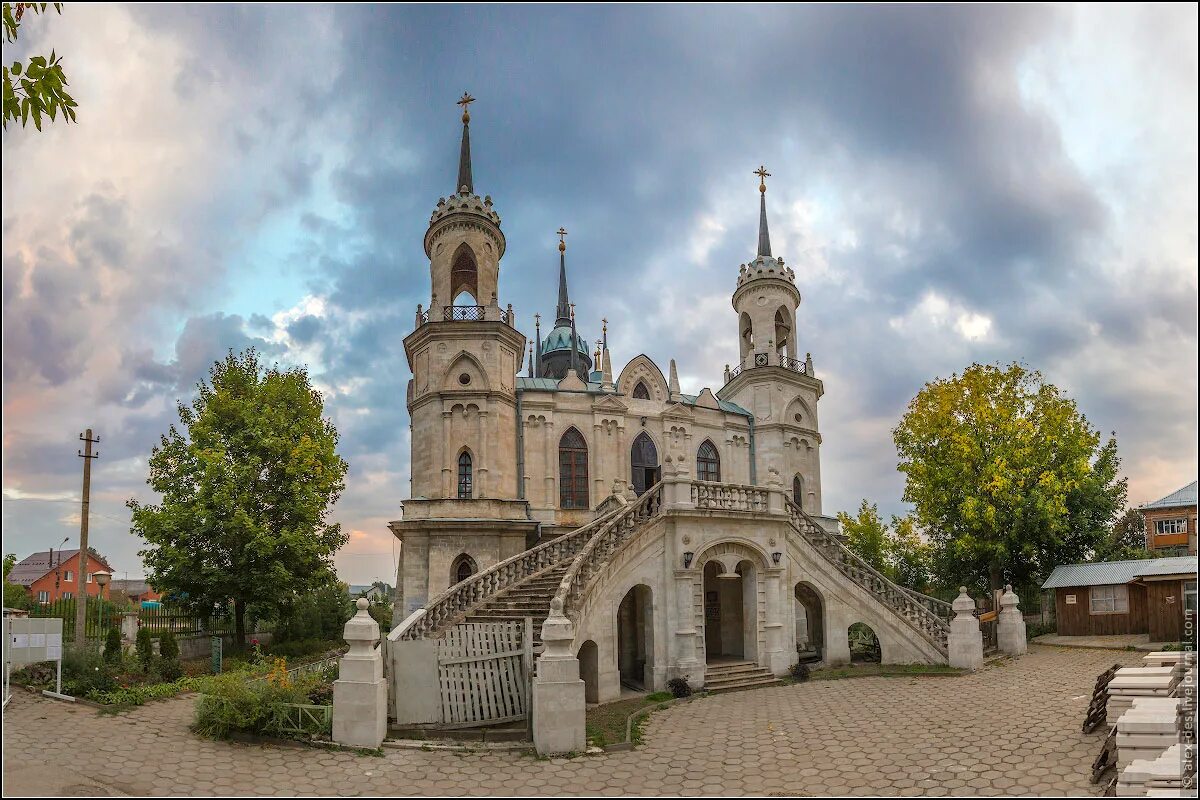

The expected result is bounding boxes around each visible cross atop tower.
[754,165,771,193]
[457,92,475,123]
[557,226,568,253]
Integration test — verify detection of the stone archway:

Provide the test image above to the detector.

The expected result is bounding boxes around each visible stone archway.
[694,541,769,666]
[617,584,653,690]
[578,640,599,703]
[794,582,824,662]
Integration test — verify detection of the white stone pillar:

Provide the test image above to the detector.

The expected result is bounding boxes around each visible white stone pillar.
[672,569,703,686]
[763,567,787,674]
[947,587,984,670]
[333,599,387,749]
[997,584,1027,656]
[119,612,139,646]
[532,613,586,756]
[543,420,555,507]
[477,405,489,498]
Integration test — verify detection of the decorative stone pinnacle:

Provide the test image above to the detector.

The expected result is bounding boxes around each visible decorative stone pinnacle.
[356,597,369,611]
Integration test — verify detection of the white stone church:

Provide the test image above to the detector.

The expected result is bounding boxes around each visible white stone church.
[355,96,1007,755]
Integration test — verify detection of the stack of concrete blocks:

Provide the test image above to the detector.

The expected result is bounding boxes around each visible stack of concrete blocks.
[1108,667,1183,721]
[1115,697,1183,769]
[1118,744,1194,797]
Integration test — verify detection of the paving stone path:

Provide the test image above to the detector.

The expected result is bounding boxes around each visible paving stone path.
[2,645,1133,796]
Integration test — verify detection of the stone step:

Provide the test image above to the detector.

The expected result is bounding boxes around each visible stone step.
[704,674,783,694]
[704,661,761,676]
[704,667,775,683]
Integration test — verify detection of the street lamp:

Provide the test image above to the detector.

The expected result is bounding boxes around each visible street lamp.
[93,570,111,636]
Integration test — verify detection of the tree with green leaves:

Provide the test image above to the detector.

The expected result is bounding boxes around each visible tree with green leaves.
[3,552,30,609]
[3,3,77,131]
[1095,507,1151,563]
[838,501,932,591]
[128,349,349,648]
[893,362,1126,594]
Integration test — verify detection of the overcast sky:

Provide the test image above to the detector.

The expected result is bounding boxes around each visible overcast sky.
[3,4,1196,585]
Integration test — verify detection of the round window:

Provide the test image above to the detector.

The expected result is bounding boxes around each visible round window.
[458,373,471,386]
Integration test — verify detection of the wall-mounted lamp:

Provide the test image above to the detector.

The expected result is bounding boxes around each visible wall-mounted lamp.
[682,552,694,569]
[772,552,783,565]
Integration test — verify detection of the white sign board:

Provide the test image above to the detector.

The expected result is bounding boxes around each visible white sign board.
[1066,594,1077,605]
[6,617,63,667]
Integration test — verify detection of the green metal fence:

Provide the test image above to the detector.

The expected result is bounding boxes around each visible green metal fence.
[25,598,125,640]
[26,600,254,641]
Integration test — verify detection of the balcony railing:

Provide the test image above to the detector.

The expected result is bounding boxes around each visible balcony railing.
[414,304,515,328]
[725,353,812,383]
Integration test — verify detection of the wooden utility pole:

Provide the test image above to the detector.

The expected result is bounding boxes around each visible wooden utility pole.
[75,429,99,648]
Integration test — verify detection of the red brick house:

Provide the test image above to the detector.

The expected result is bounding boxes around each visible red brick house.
[7,549,117,604]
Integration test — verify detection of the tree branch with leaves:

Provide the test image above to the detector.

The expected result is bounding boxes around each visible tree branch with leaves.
[3,2,76,131]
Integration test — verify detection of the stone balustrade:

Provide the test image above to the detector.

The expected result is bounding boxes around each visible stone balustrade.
[390,506,622,641]
[785,498,951,655]
[690,481,770,513]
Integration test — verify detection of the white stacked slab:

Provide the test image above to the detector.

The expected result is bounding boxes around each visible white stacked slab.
[1116,698,1184,768]
[1142,651,1196,669]
[1109,670,1182,720]
[1117,743,1189,796]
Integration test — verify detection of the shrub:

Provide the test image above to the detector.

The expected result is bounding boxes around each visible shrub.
[61,645,116,697]
[1025,620,1056,640]
[158,630,180,661]
[193,672,327,740]
[666,677,693,698]
[789,663,811,682]
[155,657,184,683]
[135,627,154,670]
[104,626,122,663]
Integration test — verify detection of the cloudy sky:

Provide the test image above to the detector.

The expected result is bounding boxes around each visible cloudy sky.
[3,4,1196,585]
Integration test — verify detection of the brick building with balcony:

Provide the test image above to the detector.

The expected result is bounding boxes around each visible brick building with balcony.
[1140,480,1197,557]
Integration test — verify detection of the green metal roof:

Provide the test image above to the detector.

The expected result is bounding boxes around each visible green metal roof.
[539,325,590,355]
[1041,556,1197,589]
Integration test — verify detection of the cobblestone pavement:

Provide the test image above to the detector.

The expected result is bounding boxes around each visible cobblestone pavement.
[2,645,1134,796]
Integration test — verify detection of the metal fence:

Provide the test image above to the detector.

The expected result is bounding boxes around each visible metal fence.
[25,600,252,641]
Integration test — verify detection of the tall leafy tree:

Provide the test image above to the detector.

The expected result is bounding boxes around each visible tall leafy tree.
[129,349,349,646]
[4,552,30,609]
[1095,507,1151,562]
[893,362,1126,593]
[3,3,77,130]
[838,501,932,591]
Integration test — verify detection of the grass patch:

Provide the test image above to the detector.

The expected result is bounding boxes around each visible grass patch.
[809,663,964,681]
[585,693,679,748]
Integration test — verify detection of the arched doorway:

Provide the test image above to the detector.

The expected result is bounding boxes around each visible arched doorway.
[578,640,599,703]
[450,553,477,585]
[617,585,653,690]
[630,432,659,496]
[848,622,881,663]
[794,582,824,662]
[702,559,757,662]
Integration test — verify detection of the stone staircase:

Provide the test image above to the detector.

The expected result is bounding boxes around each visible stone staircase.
[703,660,783,694]
[463,562,570,652]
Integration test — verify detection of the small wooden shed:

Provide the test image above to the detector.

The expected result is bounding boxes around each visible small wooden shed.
[1042,556,1196,642]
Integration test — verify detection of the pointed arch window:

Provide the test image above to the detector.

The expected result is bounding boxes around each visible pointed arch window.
[632,381,651,400]
[631,432,659,496]
[451,553,477,585]
[792,474,804,509]
[450,243,479,303]
[457,451,473,499]
[696,440,721,483]
[559,427,589,509]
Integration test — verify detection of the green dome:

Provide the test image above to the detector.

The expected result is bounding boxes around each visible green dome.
[540,325,589,356]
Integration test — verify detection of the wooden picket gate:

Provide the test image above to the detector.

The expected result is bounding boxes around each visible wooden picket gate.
[436,619,533,728]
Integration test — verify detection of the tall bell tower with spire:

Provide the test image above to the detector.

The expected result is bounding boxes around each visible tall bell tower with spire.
[718,166,825,514]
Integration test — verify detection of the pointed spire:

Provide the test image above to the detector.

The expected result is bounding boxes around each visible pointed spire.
[534,313,542,378]
[555,227,571,326]
[527,343,535,378]
[754,165,772,258]
[456,92,475,194]
[669,358,682,402]
[602,346,614,391]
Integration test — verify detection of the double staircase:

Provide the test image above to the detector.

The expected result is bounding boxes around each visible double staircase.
[703,660,783,694]
[463,563,569,652]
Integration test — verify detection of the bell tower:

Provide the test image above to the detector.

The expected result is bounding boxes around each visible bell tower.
[718,166,825,514]
[403,94,527,503]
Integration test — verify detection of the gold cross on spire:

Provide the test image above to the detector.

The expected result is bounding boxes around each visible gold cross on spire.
[457,92,475,123]
[569,302,576,321]
[754,165,771,193]
[557,226,568,253]
[534,312,541,325]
